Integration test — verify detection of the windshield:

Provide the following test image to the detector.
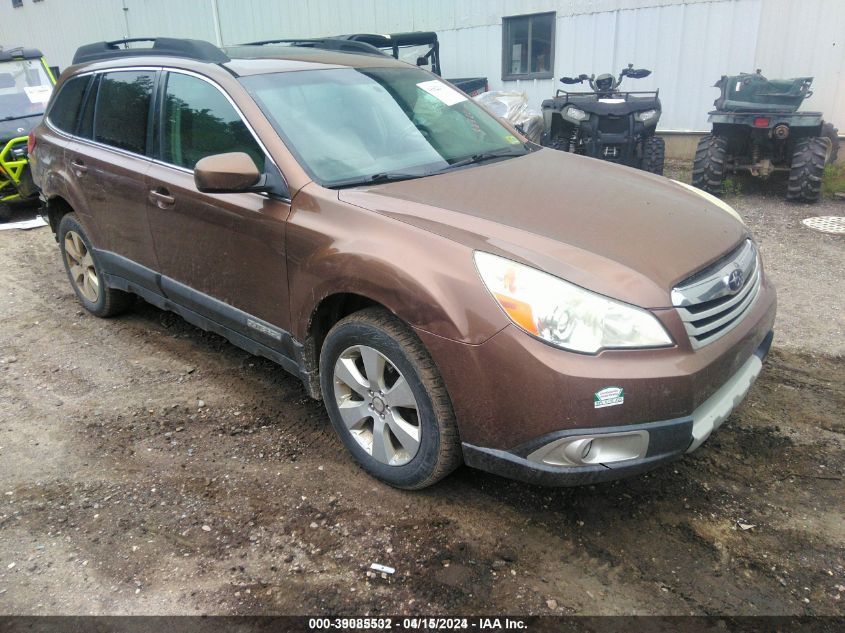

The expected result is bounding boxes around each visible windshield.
[0,58,53,121]
[240,67,527,187]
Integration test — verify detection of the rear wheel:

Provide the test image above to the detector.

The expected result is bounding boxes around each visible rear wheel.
[58,213,134,317]
[0,202,10,223]
[641,136,665,175]
[692,134,728,195]
[787,137,827,202]
[320,308,461,489]
[821,121,840,165]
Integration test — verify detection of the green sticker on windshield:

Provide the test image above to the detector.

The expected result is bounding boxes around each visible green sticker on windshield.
[504,135,521,144]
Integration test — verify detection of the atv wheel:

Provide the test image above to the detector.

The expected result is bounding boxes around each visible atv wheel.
[641,136,665,175]
[787,137,827,202]
[692,134,728,195]
[821,122,840,164]
[0,203,10,222]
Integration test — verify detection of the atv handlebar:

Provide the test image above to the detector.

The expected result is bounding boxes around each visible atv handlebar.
[560,64,652,91]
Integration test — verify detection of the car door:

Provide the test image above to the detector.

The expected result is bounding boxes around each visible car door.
[145,70,293,353]
[65,69,160,292]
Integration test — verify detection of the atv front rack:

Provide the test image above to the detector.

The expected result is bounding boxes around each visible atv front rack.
[554,89,659,100]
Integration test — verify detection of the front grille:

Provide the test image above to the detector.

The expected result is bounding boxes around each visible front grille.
[598,116,628,134]
[672,240,760,349]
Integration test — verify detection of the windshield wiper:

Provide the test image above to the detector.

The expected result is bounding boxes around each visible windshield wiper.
[1,113,43,122]
[436,148,530,172]
[330,171,425,189]
[328,147,534,189]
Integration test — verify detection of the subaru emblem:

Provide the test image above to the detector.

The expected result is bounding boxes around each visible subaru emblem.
[727,269,744,293]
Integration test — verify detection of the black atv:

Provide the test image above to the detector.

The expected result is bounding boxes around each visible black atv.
[541,64,664,174]
[692,70,840,202]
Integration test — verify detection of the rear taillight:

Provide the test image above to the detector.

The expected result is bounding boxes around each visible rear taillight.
[753,117,770,128]
[27,132,36,155]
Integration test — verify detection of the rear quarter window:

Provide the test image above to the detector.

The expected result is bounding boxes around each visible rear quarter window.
[93,70,155,154]
[47,75,90,134]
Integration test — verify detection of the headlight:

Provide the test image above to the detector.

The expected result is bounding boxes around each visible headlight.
[564,106,588,122]
[474,252,673,354]
[637,109,658,123]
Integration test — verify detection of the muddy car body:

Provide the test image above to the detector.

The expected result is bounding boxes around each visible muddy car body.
[31,38,776,488]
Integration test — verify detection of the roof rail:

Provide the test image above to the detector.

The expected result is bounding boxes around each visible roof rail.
[241,38,389,58]
[72,37,229,65]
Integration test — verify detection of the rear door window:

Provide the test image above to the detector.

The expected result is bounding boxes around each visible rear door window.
[160,72,265,171]
[93,70,155,155]
[48,75,90,134]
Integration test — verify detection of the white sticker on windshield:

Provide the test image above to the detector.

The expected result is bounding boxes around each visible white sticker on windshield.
[24,85,52,104]
[416,80,466,106]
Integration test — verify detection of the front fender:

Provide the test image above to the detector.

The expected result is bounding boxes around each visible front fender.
[287,184,508,345]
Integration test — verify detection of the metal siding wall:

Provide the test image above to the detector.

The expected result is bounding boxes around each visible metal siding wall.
[0,0,127,73]
[445,1,761,131]
[0,0,840,132]
[755,0,845,128]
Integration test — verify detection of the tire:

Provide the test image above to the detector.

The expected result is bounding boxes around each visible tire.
[786,137,827,203]
[58,213,134,317]
[821,121,840,165]
[641,136,665,175]
[692,134,728,195]
[0,203,10,223]
[319,308,461,489]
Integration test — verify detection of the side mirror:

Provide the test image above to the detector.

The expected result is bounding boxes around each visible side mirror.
[626,68,651,79]
[194,152,266,194]
[560,76,581,84]
[416,56,429,67]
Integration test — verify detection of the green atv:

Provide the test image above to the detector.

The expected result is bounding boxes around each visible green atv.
[0,46,56,221]
[692,70,839,202]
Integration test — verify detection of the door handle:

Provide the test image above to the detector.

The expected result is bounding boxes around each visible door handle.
[149,187,176,208]
[70,159,87,176]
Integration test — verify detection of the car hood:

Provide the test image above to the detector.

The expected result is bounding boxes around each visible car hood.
[339,149,747,308]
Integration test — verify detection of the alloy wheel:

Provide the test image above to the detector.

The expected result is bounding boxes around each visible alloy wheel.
[332,345,421,466]
[64,230,99,303]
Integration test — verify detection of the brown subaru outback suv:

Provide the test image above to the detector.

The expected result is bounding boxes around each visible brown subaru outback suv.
[31,38,776,489]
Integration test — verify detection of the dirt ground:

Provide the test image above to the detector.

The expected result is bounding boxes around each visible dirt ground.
[0,171,843,616]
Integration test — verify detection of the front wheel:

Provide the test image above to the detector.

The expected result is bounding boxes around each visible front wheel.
[320,308,461,489]
[692,134,728,195]
[787,137,828,202]
[641,136,665,175]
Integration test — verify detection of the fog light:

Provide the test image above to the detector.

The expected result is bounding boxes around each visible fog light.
[527,430,649,467]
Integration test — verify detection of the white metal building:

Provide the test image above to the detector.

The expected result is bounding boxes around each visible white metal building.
[1,0,843,133]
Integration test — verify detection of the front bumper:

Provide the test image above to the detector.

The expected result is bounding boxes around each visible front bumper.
[462,330,773,486]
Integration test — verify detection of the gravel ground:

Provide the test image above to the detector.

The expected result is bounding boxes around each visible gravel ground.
[0,172,843,616]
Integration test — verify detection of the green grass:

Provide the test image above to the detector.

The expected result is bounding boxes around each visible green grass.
[822,163,845,197]
[721,177,743,197]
